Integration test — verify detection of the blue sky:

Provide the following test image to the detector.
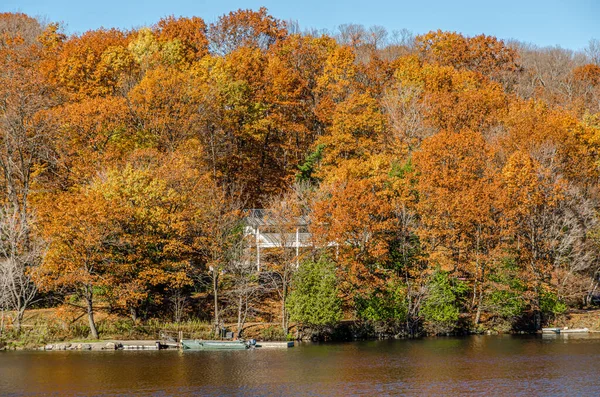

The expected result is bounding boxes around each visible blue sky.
[3,0,599,50]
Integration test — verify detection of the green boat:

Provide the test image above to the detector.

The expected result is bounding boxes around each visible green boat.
[181,339,255,350]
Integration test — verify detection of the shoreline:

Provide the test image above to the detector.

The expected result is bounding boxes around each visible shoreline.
[2,308,599,351]
[4,329,600,352]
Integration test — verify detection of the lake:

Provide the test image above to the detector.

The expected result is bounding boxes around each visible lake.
[1,335,600,396]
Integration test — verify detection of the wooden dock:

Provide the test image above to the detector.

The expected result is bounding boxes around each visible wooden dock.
[41,339,295,351]
[256,341,294,348]
[542,327,589,334]
[42,340,175,351]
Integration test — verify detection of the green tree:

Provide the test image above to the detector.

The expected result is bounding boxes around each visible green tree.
[421,271,468,335]
[287,257,342,330]
[482,257,527,332]
[296,144,325,184]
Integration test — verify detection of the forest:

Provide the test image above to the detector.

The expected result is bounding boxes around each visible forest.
[1,8,600,343]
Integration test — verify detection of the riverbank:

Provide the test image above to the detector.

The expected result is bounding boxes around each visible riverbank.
[0,308,296,350]
[552,309,600,330]
[2,308,599,351]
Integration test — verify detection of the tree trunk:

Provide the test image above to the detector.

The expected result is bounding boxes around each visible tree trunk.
[281,281,288,336]
[130,307,138,323]
[86,292,99,340]
[474,266,485,326]
[237,295,243,336]
[212,271,220,337]
[533,284,542,331]
[15,307,25,334]
[534,310,541,331]
[472,227,482,325]
[241,300,249,337]
[471,278,478,309]
[474,290,484,326]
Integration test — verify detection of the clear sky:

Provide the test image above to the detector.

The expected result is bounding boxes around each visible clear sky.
[3,0,599,51]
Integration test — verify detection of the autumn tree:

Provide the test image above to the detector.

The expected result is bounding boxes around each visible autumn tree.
[0,14,54,329]
[499,151,564,329]
[0,206,43,332]
[128,66,201,151]
[208,7,287,56]
[311,177,395,300]
[0,12,44,46]
[49,96,133,188]
[47,28,131,99]
[414,130,499,325]
[153,15,208,63]
[38,189,124,339]
[95,150,198,320]
[573,64,600,113]
[415,30,519,81]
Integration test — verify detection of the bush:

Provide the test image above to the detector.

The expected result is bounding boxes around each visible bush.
[540,290,567,317]
[483,258,527,329]
[486,290,526,319]
[356,279,408,335]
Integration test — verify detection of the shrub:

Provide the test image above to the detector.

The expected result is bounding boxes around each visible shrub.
[421,271,468,335]
[540,290,567,317]
[356,279,408,334]
[482,257,527,329]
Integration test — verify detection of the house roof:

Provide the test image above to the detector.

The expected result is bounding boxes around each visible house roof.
[244,209,309,227]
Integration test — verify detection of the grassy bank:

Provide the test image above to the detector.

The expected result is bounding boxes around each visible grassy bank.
[0,309,211,350]
[0,309,295,350]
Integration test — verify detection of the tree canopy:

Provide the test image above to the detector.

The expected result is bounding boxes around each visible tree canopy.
[1,10,600,337]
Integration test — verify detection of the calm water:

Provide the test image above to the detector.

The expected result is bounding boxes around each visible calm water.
[1,335,600,396]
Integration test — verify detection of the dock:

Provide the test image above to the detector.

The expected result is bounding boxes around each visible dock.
[542,327,589,334]
[42,340,175,351]
[41,339,294,351]
[256,341,294,348]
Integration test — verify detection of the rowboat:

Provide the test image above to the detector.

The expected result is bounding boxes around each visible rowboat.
[181,339,255,350]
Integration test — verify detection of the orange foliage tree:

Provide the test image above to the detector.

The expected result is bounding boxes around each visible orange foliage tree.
[414,130,499,324]
[38,188,125,339]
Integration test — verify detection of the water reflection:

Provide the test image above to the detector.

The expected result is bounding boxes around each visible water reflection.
[1,335,600,396]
